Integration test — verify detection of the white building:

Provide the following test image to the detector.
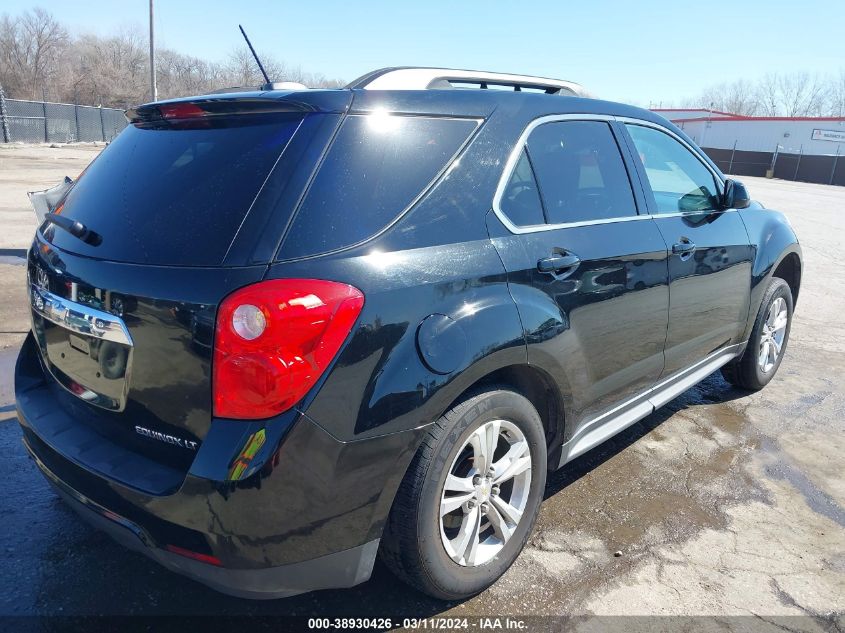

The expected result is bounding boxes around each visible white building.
[652,108,845,157]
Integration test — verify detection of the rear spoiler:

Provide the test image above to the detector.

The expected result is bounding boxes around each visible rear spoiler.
[126,96,323,124]
[126,90,352,124]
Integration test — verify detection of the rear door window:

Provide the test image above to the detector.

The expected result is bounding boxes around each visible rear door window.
[526,120,637,224]
[278,114,478,260]
[43,114,303,266]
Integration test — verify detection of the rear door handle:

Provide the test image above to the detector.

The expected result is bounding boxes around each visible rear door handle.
[537,253,581,274]
[672,239,696,257]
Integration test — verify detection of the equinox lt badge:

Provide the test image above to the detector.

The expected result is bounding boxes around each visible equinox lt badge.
[135,426,198,451]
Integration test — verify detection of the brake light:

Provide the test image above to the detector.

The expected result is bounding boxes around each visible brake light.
[213,279,365,419]
[159,102,206,120]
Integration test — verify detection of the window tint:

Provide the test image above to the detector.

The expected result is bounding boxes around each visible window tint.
[526,120,637,224]
[499,148,545,226]
[44,114,303,266]
[625,124,721,214]
[279,114,477,260]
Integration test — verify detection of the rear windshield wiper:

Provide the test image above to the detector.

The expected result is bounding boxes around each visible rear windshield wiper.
[44,212,102,246]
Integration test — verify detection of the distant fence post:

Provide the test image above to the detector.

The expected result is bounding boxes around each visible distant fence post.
[831,147,841,186]
[728,140,737,174]
[793,145,803,181]
[767,144,780,179]
[42,100,49,142]
[0,84,9,143]
[99,106,106,141]
[73,104,80,142]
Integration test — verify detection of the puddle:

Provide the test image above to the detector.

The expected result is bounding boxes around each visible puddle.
[759,435,845,528]
[475,374,776,613]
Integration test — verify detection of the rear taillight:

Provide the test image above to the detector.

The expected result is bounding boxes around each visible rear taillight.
[213,279,365,420]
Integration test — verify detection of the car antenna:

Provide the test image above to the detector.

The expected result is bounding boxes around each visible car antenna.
[238,24,273,89]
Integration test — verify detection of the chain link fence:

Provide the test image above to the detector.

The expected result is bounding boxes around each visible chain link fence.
[0,96,128,144]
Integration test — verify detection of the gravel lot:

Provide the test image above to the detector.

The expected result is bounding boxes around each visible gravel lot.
[0,144,842,630]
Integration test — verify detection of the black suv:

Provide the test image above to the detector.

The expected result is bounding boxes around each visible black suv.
[15,67,802,600]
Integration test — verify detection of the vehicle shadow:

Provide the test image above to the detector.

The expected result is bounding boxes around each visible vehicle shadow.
[24,372,749,621]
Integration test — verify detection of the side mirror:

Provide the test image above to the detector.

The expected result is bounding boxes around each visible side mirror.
[679,186,719,213]
[723,179,751,210]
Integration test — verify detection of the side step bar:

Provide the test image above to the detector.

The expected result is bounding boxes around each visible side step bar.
[557,344,743,468]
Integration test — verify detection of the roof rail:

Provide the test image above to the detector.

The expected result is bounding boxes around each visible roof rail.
[346,67,592,98]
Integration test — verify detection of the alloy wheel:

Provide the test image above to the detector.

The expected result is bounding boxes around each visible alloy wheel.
[759,296,788,373]
[439,419,532,567]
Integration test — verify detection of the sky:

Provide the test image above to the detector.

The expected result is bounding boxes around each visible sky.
[4,0,843,106]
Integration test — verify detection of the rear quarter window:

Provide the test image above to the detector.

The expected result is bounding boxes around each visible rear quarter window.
[278,114,478,260]
[499,148,545,227]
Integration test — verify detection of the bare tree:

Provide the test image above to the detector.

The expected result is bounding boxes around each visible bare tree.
[65,29,148,107]
[224,46,270,87]
[755,73,780,117]
[827,68,845,118]
[683,72,838,118]
[755,72,828,117]
[688,78,760,116]
[0,8,68,100]
[720,79,759,116]
[220,46,344,91]
[0,8,345,107]
[157,48,221,99]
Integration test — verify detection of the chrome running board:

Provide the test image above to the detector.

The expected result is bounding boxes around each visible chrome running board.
[557,344,743,468]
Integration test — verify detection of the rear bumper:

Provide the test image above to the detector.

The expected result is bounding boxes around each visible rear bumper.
[28,438,377,599]
[15,332,425,598]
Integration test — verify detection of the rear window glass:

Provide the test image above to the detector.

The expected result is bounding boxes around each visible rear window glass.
[278,114,478,260]
[527,120,637,224]
[43,114,302,266]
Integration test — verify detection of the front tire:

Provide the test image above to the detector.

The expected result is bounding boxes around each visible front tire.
[722,276,793,390]
[380,388,547,600]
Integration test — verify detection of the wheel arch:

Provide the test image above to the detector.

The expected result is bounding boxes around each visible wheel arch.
[437,363,566,470]
[739,207,802,342]
[771,250,802,308]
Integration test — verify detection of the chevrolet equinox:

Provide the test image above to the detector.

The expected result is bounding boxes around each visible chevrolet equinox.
[15,67,802,600]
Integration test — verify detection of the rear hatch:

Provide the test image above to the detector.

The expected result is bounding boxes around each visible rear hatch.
[25,91,349,478]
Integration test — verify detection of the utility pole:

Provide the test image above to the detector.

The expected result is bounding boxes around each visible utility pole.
[149,0,158,101]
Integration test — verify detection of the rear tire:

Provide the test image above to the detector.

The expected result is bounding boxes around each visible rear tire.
[722,276,793,391]
[379,388,547,600]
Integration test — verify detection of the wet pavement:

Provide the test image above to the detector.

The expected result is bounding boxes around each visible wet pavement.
[0,164,843,629]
